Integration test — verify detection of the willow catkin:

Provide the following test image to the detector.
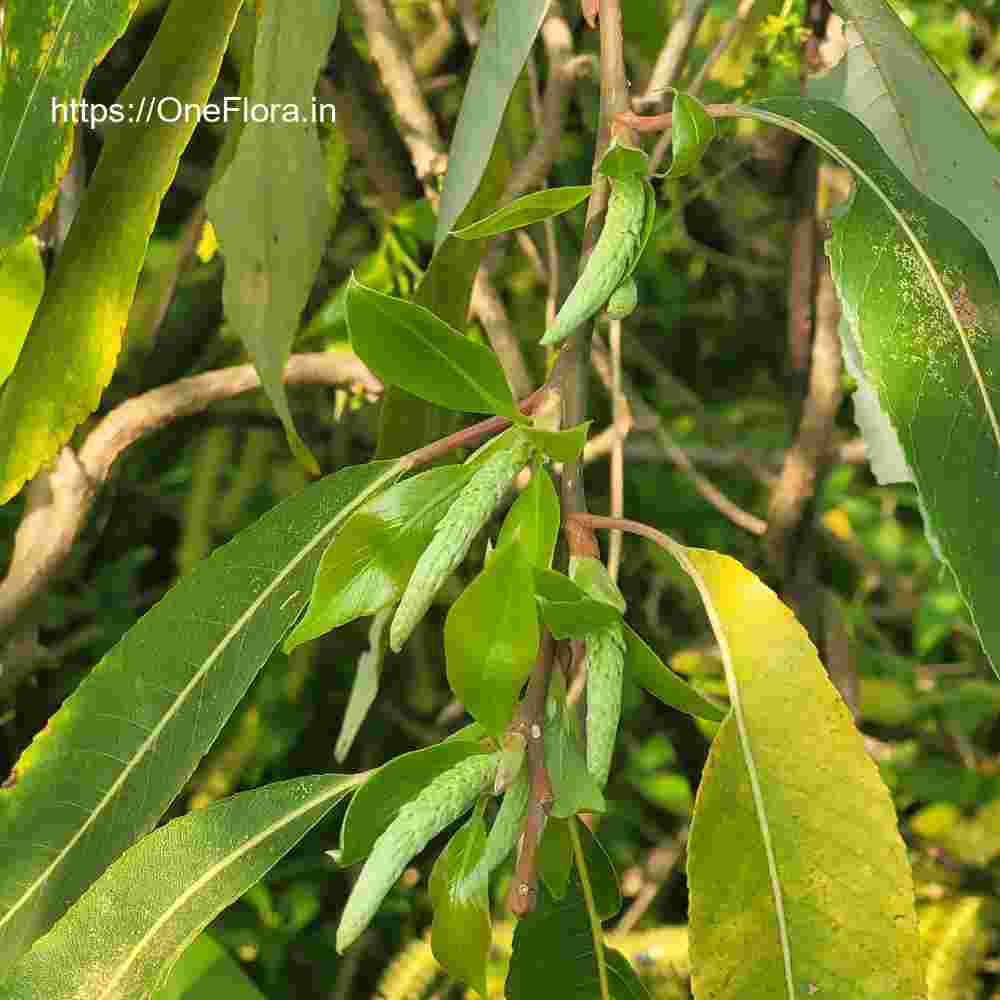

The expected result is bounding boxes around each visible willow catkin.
[336,752,500,953]
[464,768,529,891]
[389,436,533,652]
[586,622,626,788]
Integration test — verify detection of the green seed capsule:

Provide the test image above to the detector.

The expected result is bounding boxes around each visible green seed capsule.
[540,175,648,346]
[336,752,500,953]
[606,275,638,320]
[586,622,626,788]
[390,436,533,652]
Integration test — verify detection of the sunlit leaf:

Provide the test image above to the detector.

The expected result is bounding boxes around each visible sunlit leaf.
[659,93,716,179]
[497,466,560,569]
[0,775,362,1000]
[153,934,265,1000]
[533,568,622,639]
[0,461,399,971]
[0,236,43,387]
[452,186,593,239]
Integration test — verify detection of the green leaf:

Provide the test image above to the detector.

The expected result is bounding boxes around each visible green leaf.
[497,466,560,569]
[544,684,606,820]
[538,819,573,901]
[597,140,651,181]
[0,0,136,253]
[338,741,485,866]
[674,548,924,998]
[0,0,243,503]
[813,0,1000,284]
[284,465,472,651]
[0,236,43,387]
[0,774,362,1000]
[349,278,518,418]
[206,0,340,475]
[573,823,621,921]
[433,0,550,248]
[452,186,593,239]
[533,568,623,639]
[736,96,1000,678]
[623,624,726,722]
[429,813,492,997]
[0,460,398,972]
[445,541,540,735]
[659,92,716,179]
[522,421,593,463]
[334,606,392,763]
[153,934,265,1000]
[569,556,627,614]
[505,877,649,1000]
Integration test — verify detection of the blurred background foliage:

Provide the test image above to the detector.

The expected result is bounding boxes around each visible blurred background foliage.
[3,0,1000,996]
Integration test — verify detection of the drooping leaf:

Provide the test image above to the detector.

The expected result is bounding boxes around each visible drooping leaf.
[429,813,491,997]
[334,606,392,763]
[0,0,136,252]
[522,421,593,463]
[337,741,485,866]
[533,568,623,639]
[0,236,44,387]
[0,774,363,1000]
[206,0,340,474]
[152,933,265,1000]
[733,96,1000,677]
[623,624,726,723]
[349,278,518,419]
[813,0,1000,282]
[659,92,716,179]
[675,547,924,998]
[445,541,540,735]
[573,823,621,921]
[538,819,573,901]
[284,465,471,651]
[544,685,605,820]
[497,465,560,569]
[452,186,593,239]
[506,877,649,1000]
[0,0,243,503]
[0,460,399,971]
[433,0,550,248]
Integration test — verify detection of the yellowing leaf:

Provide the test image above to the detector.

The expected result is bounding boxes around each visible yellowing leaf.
[207,0,341,475]
[671,548,925,998]
[195,220,219,263]
[0,0,243,502]
[0,236,44,387]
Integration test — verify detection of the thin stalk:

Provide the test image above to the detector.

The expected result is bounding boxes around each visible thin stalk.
[569,816,611,1000]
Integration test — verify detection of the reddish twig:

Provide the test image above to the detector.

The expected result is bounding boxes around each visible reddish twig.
[506,631,557,915]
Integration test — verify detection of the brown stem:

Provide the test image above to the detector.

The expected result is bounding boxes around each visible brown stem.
[636,0,711,109]
[506,630,557,916]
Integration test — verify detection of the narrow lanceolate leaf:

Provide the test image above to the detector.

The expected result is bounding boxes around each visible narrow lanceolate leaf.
[334,605,392,763]
[623,624,726,723]
[207,0,340,475]
[429,814,492,997]
[349,278,518,418]
[737,97,1000,678]
[675,547,924,998]
[0,0,242,503]
[0,0,136,253]
[433,0,550,248]
[0,236,44,387]
[659,92,716,179]
[451,186,593,240]
[445,541,540,735]
[0,461,399,972]
[0,774,364,1000]
[543,689,605,819]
